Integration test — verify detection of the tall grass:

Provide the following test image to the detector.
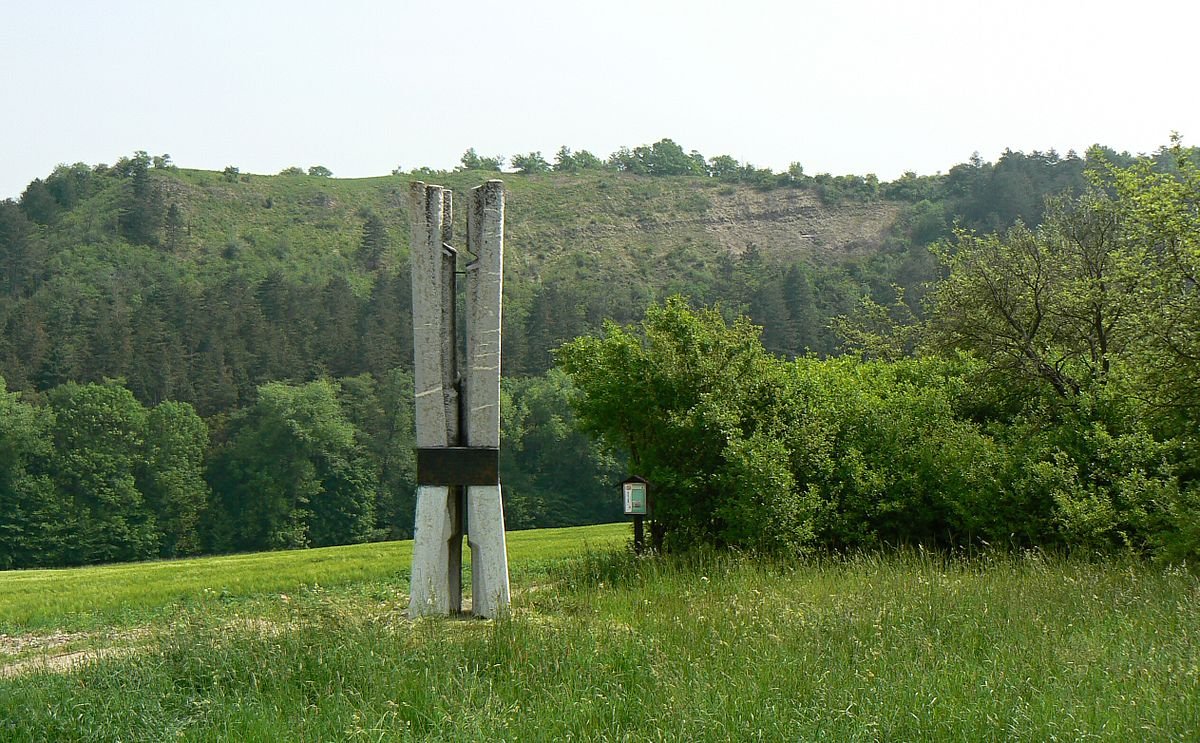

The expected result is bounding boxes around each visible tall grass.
[2,541,1197,740]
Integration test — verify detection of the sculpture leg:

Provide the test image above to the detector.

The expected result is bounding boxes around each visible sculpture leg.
[467,484,510,618]
[408,485,461,617]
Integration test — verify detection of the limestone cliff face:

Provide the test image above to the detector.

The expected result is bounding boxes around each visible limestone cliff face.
[501,174,903,280]
[664,187,900,261]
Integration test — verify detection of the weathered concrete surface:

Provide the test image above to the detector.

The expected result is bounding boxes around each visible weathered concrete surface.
[408,182,453,449]
[408,183,462,618]
[467,485,508,617]
[409,484,460,616]
[466,181,504,448]
[465,181,509,618]
[408,180,509,619]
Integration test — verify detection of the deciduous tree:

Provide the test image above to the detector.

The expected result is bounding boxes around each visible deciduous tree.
[47,381,158,564]
[208,380,375,551]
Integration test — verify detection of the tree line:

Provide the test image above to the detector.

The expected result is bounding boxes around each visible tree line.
[0,370,620,569]
[453,137,1119,212]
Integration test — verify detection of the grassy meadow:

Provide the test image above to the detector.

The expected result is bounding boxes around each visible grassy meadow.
[0,524,627,633]
[1,526,1198,741]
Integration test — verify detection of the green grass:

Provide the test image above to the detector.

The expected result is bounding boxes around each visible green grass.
[0,523,626,632]
[2,534,1198,740]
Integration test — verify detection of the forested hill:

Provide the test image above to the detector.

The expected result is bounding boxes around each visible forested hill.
[1,143,1127,416]
[4,142,1186,567]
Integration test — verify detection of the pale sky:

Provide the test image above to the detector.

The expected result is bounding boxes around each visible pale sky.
[2,0,1197,200]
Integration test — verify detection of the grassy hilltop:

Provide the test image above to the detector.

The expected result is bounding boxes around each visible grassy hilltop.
[156,167,899,284]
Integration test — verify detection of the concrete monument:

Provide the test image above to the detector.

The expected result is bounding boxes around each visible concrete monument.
[407,180,510,619]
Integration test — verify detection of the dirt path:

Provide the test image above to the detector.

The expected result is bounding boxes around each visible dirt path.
[0,646,138,678]
[0,629,148,679]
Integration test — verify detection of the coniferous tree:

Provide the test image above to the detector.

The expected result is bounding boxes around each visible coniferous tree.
[315,275,362,378]
[0,201,45,297]
[118,152,164,246]
[360,269,412,377]
[511,152,551,174]
[17,179,60,224]
[164,202,185,252]
[358,212,389,270]
[524,282,588,372]
[336,370,418,540]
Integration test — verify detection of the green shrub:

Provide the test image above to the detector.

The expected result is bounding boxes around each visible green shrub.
[560,298,1200,558]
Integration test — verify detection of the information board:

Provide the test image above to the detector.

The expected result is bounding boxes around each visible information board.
[623,481,647,515]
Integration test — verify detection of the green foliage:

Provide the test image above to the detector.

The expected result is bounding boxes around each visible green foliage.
[919,143,1200,559]
[558,296,815,552]
[896,198,948,244]
[47,381,158,565]
[499,370,624,529]
[552,146,603,173]
[927,190,1135,398]
[560,292,1200,558]
[704,154,781,189]
[4,141,1200,567]
[812,172,880,204]
[1107,139,1200,421]
[942,148,1087,233]
[510,151,550,174]
[115,151,164,246]
[0,377,59,569]
[714,433,815,553]
[306,165,332,177]
[336,370,416,541]
[609,138,708,177]
[783,356,1008,548]
[208,379,376,552]
[832,287,922,360]
[17,178,60,224]
[0,146,931,399]
[0,200,46,297]
[459,148,504,172]
[356,212,389,271]
[137,401,209,557]
[880,170,943,202]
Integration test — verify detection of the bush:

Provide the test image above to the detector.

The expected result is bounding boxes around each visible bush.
[559,299,1200,558]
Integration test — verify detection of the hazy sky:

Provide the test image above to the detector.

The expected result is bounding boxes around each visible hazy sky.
[2,0,1197,199]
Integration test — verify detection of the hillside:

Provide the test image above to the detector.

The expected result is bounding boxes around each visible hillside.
[1,159,922,406]
[153,167,901,281]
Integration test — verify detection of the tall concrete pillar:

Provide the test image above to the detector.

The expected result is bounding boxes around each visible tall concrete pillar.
[465,181,510,619]
[408,180,509,619]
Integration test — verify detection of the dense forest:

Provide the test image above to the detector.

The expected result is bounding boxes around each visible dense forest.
[2,138,1194,567]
